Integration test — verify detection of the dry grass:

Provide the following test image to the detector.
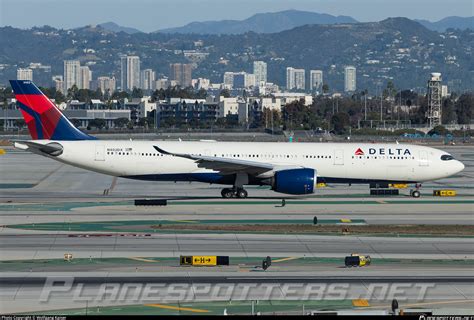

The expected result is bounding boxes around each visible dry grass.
[150,224,474,236]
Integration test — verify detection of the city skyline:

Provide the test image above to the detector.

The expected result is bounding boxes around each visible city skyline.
[1,0,472,32]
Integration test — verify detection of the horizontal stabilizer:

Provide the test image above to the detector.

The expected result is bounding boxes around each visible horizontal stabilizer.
[12,140,63,156]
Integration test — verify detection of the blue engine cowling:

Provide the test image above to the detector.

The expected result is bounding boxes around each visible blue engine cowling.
[272,168,317,195]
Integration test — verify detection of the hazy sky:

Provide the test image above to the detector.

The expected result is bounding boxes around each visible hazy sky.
[1,0,472,32]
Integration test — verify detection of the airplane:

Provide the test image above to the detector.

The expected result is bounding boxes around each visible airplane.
[8,80,465,198]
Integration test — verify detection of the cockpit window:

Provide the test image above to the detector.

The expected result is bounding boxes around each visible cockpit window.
[441,155,454,161]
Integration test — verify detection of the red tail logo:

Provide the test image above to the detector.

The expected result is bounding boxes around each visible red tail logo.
[355,148,364,155]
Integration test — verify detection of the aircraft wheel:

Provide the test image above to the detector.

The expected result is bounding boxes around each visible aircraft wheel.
[411,190,421,198]
[236,189,248,199]
[221,188,234,198]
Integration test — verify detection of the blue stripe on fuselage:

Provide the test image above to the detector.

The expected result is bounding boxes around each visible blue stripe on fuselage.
[121,174,416,185]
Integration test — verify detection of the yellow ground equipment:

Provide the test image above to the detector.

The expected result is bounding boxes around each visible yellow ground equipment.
[389,184,408,189]
[433,190,456,197]
[345,254,371,267]
[180,255,229,266]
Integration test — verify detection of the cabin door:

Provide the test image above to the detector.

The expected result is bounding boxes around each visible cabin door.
[334,149,344,165]
[419,150,429,166]
[95,145,105,161]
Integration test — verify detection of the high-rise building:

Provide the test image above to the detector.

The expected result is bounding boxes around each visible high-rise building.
[286,67,305,90]
[64,60,81,91]
[140,69,156,90]
[286,68,295,90]
[155,78,170,90]
[52,75,64,93]
[245,73,256,88]
[96,76,116,94]
[17,68,33,81]
[310,70,323,91]
[223,72,235,87]
[79,66,92,89]
[344,66,357,92]
[170,63,192,87]
[427,72,442,127]
[294,69,305,90]
[193,78,211,90]
[120,55,127,90]
[120,55,141,91]
[223,72,256,88]
[28,63,52,87]
[253,61,267,85]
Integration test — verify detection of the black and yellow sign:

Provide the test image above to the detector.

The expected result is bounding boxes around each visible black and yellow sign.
[180,255,229,266]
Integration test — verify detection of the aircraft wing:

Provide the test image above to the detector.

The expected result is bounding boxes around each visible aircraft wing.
[12,140,63,156]
[153,145,275,175]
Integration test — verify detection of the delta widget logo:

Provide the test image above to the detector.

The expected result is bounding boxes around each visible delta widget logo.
[355,148,365,155]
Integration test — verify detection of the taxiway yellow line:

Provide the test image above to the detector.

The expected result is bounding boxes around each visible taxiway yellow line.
[272,257,301,263]
[144,304,210,313]
[130,257,156,263]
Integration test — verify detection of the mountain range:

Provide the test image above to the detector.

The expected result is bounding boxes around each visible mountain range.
[95,10,473,35]
[414,16,474,32]
[1,17,472,92]
[156,10,357,34]
[97,22,142,34]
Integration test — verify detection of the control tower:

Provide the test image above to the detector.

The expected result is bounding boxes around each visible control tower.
[427,72,442,127]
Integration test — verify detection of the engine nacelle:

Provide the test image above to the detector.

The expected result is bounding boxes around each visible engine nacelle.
[272,168,317,195]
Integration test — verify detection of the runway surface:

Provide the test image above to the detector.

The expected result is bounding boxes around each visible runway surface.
[1,233,473,260]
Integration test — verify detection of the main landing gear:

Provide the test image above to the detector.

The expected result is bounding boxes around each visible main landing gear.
[221,187,248,198]
[221,173,249,199]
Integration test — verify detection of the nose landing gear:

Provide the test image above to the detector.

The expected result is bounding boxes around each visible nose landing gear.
[221,187,248,198]
[410,183,422,198]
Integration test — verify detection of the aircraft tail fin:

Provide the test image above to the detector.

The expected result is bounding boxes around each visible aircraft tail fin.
[9,80,96,140]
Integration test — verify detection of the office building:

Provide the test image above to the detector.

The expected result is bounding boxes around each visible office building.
[96,76,116,94]
[79,66,92,89]
[286,67,305,90]
[170,63,192,87]
[310,70,323,91]
[64,60,81,91]
[344,66,357,92]
[140,69,156,90]
[120,55,141,91]
[253,61,267,84]
[28,63,52,87]
[223,72,235,87]
[52,75,64,93]
[223,72,256,89]
[16,68,33,81]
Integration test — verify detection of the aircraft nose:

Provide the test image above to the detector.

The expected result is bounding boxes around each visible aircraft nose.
[454,160,465,173]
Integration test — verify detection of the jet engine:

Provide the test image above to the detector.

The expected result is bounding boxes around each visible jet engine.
[271,168,317,195]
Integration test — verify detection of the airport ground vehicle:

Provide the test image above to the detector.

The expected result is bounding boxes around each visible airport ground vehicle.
[345,254,371,267]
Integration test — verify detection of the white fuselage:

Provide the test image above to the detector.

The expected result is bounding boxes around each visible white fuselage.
[22,140,465,187]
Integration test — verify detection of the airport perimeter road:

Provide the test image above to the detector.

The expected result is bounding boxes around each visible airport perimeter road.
[1,233,473,260]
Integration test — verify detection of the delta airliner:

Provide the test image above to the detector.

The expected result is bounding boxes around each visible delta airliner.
[9,80,465,198]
